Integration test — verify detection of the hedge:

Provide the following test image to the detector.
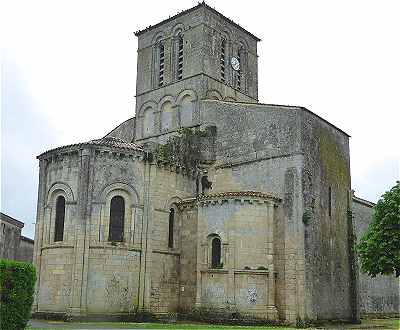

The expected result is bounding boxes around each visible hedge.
[0,259,36,330]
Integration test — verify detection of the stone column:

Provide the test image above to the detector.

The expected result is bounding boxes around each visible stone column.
[226,242,235,309]
[32,159,48,312]
[129,207,135,245]
[69,149,91,316]
[266,202,278,319]
[348,192,361,323]
[80,149,95,316]
[138,161,152,311]
[194,204,203,308]
[227,200,236,309]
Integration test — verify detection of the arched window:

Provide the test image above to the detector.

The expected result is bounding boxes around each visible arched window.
[168,208,174,248]
[180,95,194,126]
[236,48,242,90]
[220,39,226,82]
[109,196,125,242]
[160,101,173,131]
[54,196,66,242]
[143,106,155,136]
[158,43,165,87]
[177,35,184,80]
[211,236,222,268]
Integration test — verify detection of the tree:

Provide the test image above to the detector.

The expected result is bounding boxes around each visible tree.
[357,181,400,277]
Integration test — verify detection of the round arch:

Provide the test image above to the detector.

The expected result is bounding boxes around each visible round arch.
[46,182,74,206]
[151,31,165,45]
[98,182,139,206]
[206,90,223,100]
[164,196,183,210]
[176,89,197,105]
[138,100,157,118]
[158,95,176,111]
[172,23,185,36]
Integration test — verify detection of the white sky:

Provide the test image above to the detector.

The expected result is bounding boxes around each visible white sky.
[2,0,399,239]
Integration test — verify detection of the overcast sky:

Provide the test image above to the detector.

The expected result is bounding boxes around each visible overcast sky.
[2,0,399,239]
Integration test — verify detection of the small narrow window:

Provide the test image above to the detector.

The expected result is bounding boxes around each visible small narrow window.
[237,49,242,90]
[109,196,125,242]
[196,177,200,195]
[168,208,174,248]
[177,35,184,80]
[328,186,332,217]
[211,237,221,268]
[158,44,165,87]
[220,39,226,81]
[54,196,66,242]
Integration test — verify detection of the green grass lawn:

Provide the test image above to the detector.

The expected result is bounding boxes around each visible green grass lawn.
[27,317,400,329]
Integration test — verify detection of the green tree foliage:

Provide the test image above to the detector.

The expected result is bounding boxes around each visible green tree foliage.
[0,259,36,330]
[357,181,400,277]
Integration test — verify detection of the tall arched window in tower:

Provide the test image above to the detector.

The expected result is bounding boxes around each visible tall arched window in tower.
[109,195,125,242]
[220,39,226,82]
[236,48,242,90]
[168,208,174,248]
[158,43,165,87]
[54,196,66,242]
[211,236,222,268]
[177,34,184,80]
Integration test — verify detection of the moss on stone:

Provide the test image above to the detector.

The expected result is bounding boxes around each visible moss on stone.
[154,127,210,169]
[317,128,350,187]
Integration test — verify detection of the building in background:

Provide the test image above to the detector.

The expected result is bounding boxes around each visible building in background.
[0,212,34,262]
[351,195,399,316]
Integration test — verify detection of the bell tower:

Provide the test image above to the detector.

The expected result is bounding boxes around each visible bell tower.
[134,2,260,140]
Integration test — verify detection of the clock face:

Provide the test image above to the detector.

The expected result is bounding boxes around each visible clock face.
[231,57,240,71]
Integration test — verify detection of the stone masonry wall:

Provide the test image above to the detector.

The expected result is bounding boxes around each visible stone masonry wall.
[147,165,196,313]
[0,216,23,260]
[300,109,354,321]
[199,99,305,322]
[85,151,144,314]
[193,196,279,320]
[135,4,258,144]
[17,236,34,262]
[136,5,258,101]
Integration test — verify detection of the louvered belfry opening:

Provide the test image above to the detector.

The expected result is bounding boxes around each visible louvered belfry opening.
[158,43,165,87]
[220,39,226,81]
[109,195,125,242]
[54,196,65,242]
[236,49,241,90]
[177,35,184,80]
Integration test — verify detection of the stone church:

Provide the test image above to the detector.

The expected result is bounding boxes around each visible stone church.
[32,2,399,324]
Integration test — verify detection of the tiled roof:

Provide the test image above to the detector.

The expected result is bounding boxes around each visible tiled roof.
[37,136,143,159]
[134,2,261,41]
[0,212,25,228]
[353,195,376,207]
[198,191,281,202]
[177,191,281,206]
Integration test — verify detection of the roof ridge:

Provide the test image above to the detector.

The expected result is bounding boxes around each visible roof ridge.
[134,1,261,41]
[37,137,143,159]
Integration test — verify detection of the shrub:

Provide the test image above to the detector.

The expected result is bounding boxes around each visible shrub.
[0,259,36,330]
